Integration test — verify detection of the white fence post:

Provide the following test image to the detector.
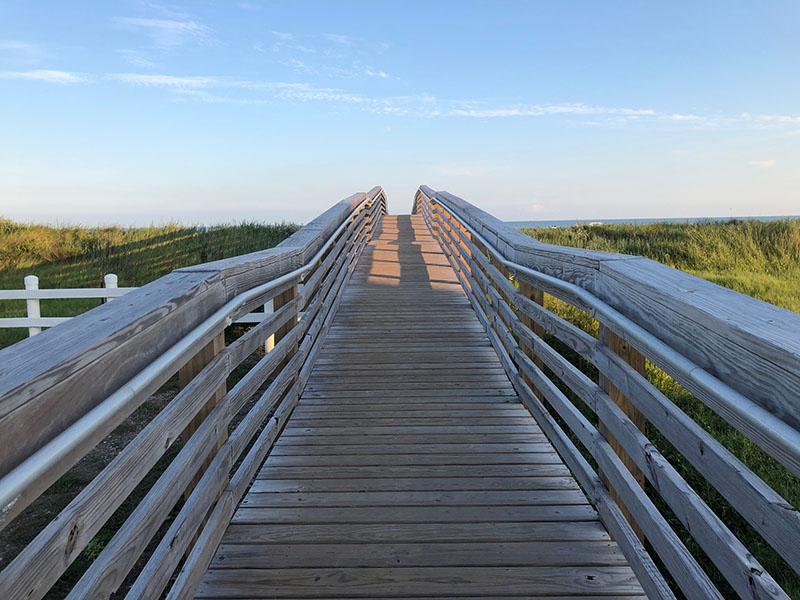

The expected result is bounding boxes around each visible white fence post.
[265,299,274,352]
[24,275,41,337]
[104,273,118,302]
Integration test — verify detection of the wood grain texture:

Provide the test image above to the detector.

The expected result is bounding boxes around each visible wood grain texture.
[196,215,641,599]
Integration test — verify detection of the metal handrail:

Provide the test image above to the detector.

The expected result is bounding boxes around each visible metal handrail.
[0,189,384,521]
[416,187,800,477]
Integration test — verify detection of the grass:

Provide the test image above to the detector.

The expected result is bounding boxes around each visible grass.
[0,217,299,597]
[0,218,300,348]
[521,218,800,312]
[520,219,800,597]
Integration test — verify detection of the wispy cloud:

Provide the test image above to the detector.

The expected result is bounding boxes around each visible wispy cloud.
[322,33,354,46]
[109,73,223,88]
[750,159,777,168]
[0,69,88,84]
[116,49,156,68]
[0,40,51,63]
[365,67,388,79]
[112,17,209,47]
[6,63,800,133]
[448,103,661,118]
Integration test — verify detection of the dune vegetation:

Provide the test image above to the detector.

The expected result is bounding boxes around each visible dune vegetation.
[521,218,800,596]
[520,218,800,313]
[0,218,299,348]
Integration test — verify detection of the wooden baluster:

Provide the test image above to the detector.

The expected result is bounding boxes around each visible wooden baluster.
[598,323,647,541]
[179,331,227,500]
[518,281,545,400]
[273,283,299,369]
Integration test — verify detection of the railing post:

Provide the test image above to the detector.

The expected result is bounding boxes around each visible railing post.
[179,331,227,499]
[273,283,299,368]
[598,323,646,541]
[518,281,545,400]
[24,275,41,337]
[103,273,118,303]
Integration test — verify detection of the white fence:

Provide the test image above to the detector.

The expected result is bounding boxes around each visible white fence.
[0,274,276,338]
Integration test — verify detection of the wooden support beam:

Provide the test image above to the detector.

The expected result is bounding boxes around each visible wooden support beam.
[598,323,647,542]
[273,284,299,369]
[518,281,545,400]
[179,332,228,500]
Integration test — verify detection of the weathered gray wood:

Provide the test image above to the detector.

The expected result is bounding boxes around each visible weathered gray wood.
[194,214,642,599]
[262,453,565,467]
[421,186,800,478]
[221,521,613,544]
[0,188,384,534]
[211,540,628,568]
[417,194,675,598]
[130,197,376,600]
[196,565,642,597]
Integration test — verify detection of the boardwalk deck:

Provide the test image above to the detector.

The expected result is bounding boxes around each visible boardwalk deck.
[196,215,644,599]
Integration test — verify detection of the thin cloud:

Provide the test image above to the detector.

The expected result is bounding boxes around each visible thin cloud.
[109,73,223,88]
[365,67,388,79]
[112,17,209,47]
[116,49,156,68]
[0,40,51,63]
[0,69,88,84]
[323,33,354,46]
[448,103,662,118]
[750,159,777,168]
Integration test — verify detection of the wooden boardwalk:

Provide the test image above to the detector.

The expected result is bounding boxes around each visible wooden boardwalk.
[196,215,644,599]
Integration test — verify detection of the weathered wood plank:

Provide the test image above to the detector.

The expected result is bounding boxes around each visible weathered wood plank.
[220,520,612,544]
[196,565,642,597]
[249,477,580,493]
[210,540,628,568]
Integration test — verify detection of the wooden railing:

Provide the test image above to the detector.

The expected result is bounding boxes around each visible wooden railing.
[414,185,800,600]
[0,187,386,599]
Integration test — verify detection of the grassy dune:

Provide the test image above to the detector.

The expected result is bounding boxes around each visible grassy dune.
[521,218,800,313]
[521,219,800,596]
[0,218,299,348]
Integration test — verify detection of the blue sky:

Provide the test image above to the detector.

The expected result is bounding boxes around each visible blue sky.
[1,1,799,225]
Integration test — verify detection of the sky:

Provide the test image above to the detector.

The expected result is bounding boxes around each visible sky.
[1,0,799,226]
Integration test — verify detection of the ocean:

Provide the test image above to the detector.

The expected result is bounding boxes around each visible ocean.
[507,215,800,229]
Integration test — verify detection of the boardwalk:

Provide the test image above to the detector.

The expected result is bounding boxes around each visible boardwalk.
[195,215,643,598]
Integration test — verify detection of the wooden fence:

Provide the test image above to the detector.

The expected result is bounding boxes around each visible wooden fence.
[0,187,386,600]
[414,185,800,600]
[0,274,282,338]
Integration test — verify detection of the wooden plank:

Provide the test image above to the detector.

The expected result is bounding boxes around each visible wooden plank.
[275,434,546,445]
[231,504,600,524]
[210,540,629,568]
[598,324,646,542]
[257,464,568,478]
[262,453,565,467]
[179,332,228,500]
[270,442,556,455]
[196,565,642,597]
[241,490,587,507]
[249,477,580,493]
[220,520,612,544]
[282,424,541,435]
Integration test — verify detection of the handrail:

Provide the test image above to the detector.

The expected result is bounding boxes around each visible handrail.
[414,186,799,600]
[0,187,387,599]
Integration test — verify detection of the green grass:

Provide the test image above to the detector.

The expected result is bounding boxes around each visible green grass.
[0,218,299,348]
[520,219,800,597]
[521,218,800,312]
